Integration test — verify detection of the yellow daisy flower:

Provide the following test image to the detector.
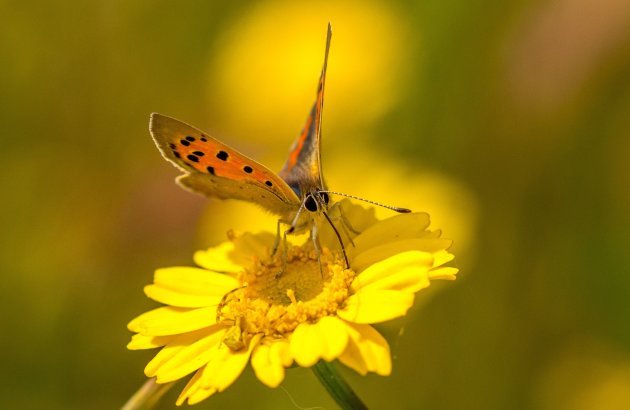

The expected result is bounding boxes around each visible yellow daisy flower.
[127,200,458,406]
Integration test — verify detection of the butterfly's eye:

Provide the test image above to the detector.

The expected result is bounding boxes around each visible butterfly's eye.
[304,195,318,212]
[321,192,330,204]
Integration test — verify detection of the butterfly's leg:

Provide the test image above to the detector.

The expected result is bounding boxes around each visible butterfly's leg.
[310,221,324,278]
[328,203,358,247]
[341,217,360,236]
[275,225,293,278]
[337,213,356,248]
[275,219,313,277]
[281,226,289,271]
[271,219,284,257]
[336,203,361,235]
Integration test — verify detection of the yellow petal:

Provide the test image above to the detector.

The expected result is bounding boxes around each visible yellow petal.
[316,200,378,249]
[187,386,217,405]
[352,251,433,294]
[231,232,276,265]
[336,331,368,375]
[144,326,221,377]
[143,284,223,308]
[429,266,459,280]
[351,238,453,272]
[338,322,391,376]
[194,242,242,273]
[128,307,187,333]
[200,334,262,392]
[176,369,216,406]
[127,333,174,350]
[335,199,379,233]
[290,323,320,367]
[352,212,431,254]
[150,325,225,383]
[290,316,349,367]
[270,338,294,367]
[251,339,292,388]
[338,290,414,324]
[317,316,350,361]
[195,232,275,271]
[432,249,455,267]
[129,306,218,336]
[251,344,277,387]
[154,267,238,296]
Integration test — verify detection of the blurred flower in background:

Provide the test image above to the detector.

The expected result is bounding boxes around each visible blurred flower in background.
[205,0,409,144]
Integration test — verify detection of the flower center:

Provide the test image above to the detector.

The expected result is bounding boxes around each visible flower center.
[217,245,355,348]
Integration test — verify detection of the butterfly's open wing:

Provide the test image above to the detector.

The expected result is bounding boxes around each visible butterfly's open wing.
[150,113,301,217]
[278,23,332,194]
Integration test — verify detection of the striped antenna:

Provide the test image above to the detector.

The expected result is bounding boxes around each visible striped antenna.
[319,191,411,213]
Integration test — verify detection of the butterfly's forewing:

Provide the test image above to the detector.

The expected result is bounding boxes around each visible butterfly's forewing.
[150,113,301,217]
[278,23,332,195]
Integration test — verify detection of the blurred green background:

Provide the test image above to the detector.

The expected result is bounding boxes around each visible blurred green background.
[2,0,629,409]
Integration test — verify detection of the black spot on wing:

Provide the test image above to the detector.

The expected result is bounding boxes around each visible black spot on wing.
[187,154,199,162]
[180,139,190,146]
[243,166,253,173]
[200,136,208,142]
[207,166,215,175]
[216,151,229,161]
[192,151,205,157]
[265,180,273,187]
[185,136,195,142]
[173,151,181,159]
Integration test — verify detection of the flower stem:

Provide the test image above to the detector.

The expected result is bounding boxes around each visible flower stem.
[312,361,368,410]
[122,378,173,410]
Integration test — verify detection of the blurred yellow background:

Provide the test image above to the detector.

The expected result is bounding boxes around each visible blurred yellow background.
[1,0,629,408]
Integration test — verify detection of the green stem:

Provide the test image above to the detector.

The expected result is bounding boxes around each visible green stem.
[121,378,174,410]
[312,361,368,410]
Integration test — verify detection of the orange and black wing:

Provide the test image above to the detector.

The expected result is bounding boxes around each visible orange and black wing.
[150,113,301,217]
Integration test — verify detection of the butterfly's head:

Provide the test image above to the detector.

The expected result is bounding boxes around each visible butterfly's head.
[285,190,330,236]
[304,191,330,213]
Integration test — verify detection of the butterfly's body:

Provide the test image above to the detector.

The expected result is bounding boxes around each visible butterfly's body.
[150,25,333,234]
[150,24,409,261]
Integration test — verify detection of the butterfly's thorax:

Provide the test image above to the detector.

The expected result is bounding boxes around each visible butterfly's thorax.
[278,106,325,200]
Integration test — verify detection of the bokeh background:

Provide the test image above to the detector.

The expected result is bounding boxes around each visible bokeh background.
[1,0,629,408]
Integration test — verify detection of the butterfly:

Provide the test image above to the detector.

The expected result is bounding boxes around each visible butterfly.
[150,24,335,229]
[150,24,409,260]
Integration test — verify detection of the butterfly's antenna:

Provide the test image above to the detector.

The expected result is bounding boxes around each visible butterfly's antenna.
[322,210,350,269]
[320,191,412,213]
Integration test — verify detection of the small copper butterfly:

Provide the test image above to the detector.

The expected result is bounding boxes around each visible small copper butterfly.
[150,24,409,246]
